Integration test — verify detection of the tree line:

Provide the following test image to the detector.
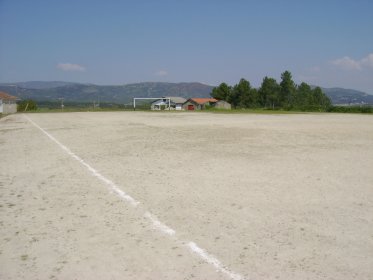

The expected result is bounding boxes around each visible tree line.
[211,71,331,111]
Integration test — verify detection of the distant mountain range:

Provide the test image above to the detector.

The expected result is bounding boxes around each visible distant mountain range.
[0,82,214,104]
[318,87,373,105]
[0,81,372,105]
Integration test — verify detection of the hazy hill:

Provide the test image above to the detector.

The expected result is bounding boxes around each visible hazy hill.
[320,87,373,105]
[0,82,213,103]
[0,81,372,105]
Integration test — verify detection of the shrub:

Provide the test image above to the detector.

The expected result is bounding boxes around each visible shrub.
[327,106,373,113]
[17,100,38,111]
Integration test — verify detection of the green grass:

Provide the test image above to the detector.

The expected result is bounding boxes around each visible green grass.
[204,107,373,115]
[17,104,373,115]
[203,108,312,114]
[23,107,129,113]
[21,107,372,115]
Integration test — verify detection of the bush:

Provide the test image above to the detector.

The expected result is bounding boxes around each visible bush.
[17,100,38,111]
[327,106,373,113]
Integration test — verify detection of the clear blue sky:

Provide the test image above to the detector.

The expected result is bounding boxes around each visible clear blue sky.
[1,0,373,93]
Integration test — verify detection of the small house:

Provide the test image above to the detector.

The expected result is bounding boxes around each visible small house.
[151,99,171,110]
[182,98,218,110]
[213,100,231,109]
[0,91,18,114]
[151,97,187,110]
[169,97,187,110]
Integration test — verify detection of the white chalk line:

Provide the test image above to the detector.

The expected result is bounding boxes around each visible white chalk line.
[24,115,139,207]
[24,114,246,280]
[144,211,176,236]
[187,242,244,280]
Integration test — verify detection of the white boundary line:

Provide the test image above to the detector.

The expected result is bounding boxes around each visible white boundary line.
[188,242,244,280]
[144,211,176,236]
[24,114,246,280]
[24,115,139,207]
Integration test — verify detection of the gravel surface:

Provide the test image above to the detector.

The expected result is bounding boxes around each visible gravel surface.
[1,112,372,280]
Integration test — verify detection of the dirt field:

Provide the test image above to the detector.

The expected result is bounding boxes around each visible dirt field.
[1,112,372,280]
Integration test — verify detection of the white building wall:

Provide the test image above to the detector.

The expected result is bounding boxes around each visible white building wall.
[0,100,17,114]
[4,103,17,114]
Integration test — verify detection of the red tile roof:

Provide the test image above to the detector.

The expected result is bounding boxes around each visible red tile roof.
[0,91,17,100]
[190,98,217,105]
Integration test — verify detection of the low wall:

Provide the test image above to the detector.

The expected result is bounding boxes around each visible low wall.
[3,104,17,114]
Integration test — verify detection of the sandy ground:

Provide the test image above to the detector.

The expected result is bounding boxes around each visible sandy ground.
[0,111,372,280]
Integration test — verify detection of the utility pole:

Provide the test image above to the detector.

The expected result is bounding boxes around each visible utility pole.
[58,98,64,111]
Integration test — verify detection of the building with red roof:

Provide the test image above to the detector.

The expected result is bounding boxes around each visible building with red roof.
[0,91,18,114]
[182,98,217,110]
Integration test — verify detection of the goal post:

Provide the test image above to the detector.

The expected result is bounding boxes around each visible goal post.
[133,97,171,111]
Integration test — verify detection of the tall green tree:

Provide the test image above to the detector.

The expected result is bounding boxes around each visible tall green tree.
[249,88,260,108]
[312,86,331,110]
[258,76,280,109]
[228,78,258,108]
[210,71,331,111]
[295,82,312,109]
[279,71,296,109]
[233,78,252,108]
[210,83,231,101]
